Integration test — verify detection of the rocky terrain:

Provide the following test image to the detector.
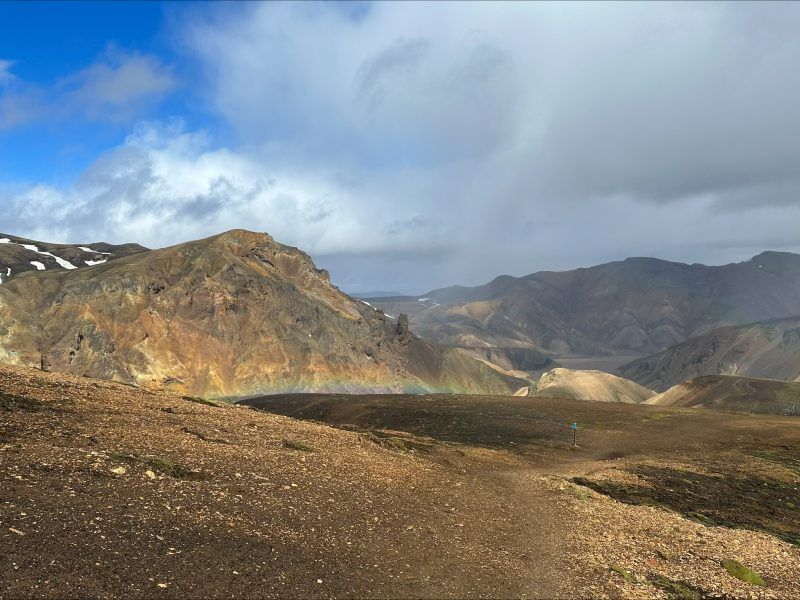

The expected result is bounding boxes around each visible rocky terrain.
[367,252,800,368]
[0,230,523,397]
[618,316,800,391]
[4,364,800,598]
[645,375,800,416]
[531,368,655,404]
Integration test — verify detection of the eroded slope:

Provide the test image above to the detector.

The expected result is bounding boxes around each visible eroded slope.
[0,230,522,397]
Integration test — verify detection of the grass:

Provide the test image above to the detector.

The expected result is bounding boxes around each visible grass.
[721,559,765,586]
[282,439,315,452]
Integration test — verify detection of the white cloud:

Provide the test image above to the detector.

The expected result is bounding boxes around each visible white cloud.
[0,60,15,86]
[1,120,450,260]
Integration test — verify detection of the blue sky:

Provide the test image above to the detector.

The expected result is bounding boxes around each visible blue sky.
[0,1,192,182]
[1,2,800,294]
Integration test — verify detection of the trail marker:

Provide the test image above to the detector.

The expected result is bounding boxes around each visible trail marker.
[571,422,578,446]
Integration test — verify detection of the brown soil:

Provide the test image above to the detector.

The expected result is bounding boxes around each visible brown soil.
[3,365,800,598]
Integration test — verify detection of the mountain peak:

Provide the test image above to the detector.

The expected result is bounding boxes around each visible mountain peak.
[214,228,275,245]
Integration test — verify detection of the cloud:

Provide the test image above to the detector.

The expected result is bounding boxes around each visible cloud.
[0,120,453,262]
[4,2,800,294]
[64,49,176,121]
[0,49,176,129]
[0,60,15,86]
[176,2,800,291]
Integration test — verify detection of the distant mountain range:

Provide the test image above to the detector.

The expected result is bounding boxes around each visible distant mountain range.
[619,316,800,391]
[366,252,800,371]
[0,230,524,397]
[0,234,147,281]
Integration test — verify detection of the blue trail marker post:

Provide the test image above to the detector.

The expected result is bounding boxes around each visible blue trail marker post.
[571,422,577,446]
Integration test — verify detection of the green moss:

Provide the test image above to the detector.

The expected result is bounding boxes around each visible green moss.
[610,565,634,583]
[721,559,765,586]
[282,439,315,453]
[181,395,220,407]
[649,574,702,599]
[686,511,714,525]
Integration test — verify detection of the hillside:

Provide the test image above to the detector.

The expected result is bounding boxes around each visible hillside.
[0,364,566,598]
[0,230,523,397]
[645,375,800,416]
[532,368,655,404]
[619,316,800,391]
[0,233,147,282]
[5,364,800,598]
[367,252,800,367]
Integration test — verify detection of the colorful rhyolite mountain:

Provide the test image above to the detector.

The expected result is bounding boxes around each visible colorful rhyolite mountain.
[0,230,525,397]
[619,316,800,391]
[367,252,800,369]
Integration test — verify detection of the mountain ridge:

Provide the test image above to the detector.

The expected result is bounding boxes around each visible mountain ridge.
[0,229,524,397]
[365,251,800,365]
[618,315,800,391]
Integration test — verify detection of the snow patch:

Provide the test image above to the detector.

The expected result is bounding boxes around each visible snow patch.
[84,258,107,266]
[30,261,45,271]
[20,243,77,269]
[79,246,111,255]
[0,238,10,244]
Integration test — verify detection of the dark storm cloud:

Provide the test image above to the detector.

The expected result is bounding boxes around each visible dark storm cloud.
[356,38,431,111]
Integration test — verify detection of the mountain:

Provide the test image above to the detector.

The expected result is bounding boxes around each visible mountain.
[365,252,800,368]
[0,229,524,397]
[532,368,655,404]
[645,375,800,416]
[0,233,147,282]
[618,316,800,392]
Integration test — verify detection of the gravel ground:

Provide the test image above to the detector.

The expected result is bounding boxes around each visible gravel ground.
[2,364,799,598]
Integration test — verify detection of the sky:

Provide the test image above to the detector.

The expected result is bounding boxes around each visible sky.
[1,1,799,295]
